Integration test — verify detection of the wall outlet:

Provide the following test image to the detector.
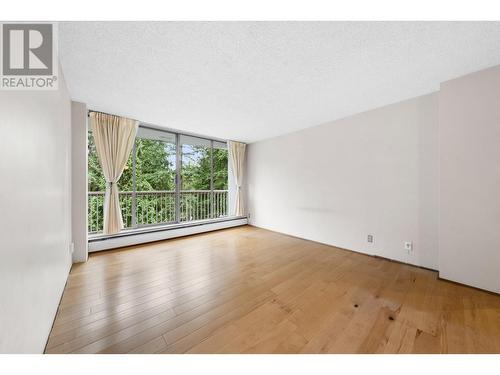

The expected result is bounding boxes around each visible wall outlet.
[367,234,374,243]
[69,242,75,255]
[404,241,413,254]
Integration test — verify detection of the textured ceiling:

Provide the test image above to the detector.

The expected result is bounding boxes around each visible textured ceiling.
[59,21,500,143]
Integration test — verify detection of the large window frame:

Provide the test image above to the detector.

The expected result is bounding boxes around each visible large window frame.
[88,122,229,235]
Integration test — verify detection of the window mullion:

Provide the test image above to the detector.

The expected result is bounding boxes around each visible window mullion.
[175,133,181,223]
[131,140,137,228]
[210,140,214,219]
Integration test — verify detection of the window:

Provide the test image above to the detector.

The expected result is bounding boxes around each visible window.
[88,125,229,234]
[135,127,177,226]
[212,141,229,217]
[180,135,211,222]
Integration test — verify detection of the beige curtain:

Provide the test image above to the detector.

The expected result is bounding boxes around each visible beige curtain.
[90,112,138,235]
[228,141,246,216]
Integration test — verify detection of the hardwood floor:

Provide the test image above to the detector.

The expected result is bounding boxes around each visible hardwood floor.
[46,225,500,354]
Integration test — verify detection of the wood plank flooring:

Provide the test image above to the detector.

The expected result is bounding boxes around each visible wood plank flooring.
[46,225,500,353]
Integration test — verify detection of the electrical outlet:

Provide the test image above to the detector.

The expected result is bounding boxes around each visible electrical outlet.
[69,242,74,255]
[404,241,413,254]
[367,234,373,243]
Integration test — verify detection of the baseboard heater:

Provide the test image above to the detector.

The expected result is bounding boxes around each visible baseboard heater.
[88,216,248,252]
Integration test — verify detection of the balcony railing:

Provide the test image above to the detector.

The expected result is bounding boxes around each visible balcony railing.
[88,190,228,234]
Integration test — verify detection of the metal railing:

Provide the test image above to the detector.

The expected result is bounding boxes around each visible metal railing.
[88,190,228,234]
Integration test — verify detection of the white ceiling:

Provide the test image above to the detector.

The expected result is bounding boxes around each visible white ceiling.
[59,21,500,143]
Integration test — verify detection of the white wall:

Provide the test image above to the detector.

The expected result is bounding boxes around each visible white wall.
[0,68,72,353]
[71,101,88,263]
[439,65,500,294]
[247,93,439,269]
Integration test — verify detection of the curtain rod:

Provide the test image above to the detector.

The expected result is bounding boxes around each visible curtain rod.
[87,109,139,122]
[87,109,237,144]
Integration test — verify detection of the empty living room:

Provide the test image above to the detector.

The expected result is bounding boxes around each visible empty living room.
[1,1,500,373]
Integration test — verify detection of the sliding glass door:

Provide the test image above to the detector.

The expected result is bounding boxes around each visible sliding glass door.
[212,141,229,218]
[87,125,228,235]
[180,135,212,222]
[134,127,177,227]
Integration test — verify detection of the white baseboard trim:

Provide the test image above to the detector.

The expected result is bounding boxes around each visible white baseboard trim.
[88,218,248,252]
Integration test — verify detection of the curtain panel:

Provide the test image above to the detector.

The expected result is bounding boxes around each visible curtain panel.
[90,112,138,235]
[228,141,246,217]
